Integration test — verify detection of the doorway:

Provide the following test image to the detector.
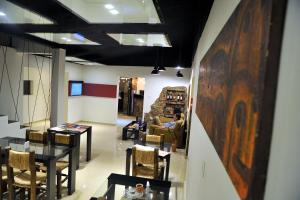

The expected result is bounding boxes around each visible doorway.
[118,77,145,118]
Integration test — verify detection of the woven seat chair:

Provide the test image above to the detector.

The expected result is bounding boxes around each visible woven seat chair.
[132,146,164,180]
[5,147,46,200]
[140,132,165,150]
[26,130,49,173]
[0,146,6,200]
[26,130,48,144]
[43,133,75,199]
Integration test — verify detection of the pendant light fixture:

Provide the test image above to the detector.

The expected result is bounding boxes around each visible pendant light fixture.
[176,39,184,70]
[158,47,166,71]
[158,66,166,71]
[176,70,184,78]
[151,46,161,75]
[151,67,160,75]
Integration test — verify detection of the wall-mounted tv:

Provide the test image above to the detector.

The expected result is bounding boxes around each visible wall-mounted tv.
[69,81,84,96]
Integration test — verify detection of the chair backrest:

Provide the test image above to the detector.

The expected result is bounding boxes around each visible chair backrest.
[8,149,35,171]
[6,147,37,200]
[146,134,164,144]
[50,133,75,147]
[139,132,165,150]
[132,146,159,178]
[26,130,48,144]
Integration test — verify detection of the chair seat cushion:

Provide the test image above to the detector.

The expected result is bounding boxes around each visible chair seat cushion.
[39,161,69,172]
[136,162,164,178]
[56,161,69,171]
[14,171,46,187]
[2,165,21,180]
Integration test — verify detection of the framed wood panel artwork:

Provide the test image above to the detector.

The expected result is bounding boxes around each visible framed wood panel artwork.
[195,0,287,199]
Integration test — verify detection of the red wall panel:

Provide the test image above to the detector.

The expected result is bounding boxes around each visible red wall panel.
[83,83,117,98]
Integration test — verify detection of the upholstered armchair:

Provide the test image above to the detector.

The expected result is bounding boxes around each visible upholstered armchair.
[149,114,185,147]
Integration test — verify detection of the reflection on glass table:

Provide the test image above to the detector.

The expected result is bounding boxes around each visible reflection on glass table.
[90,173,173,200]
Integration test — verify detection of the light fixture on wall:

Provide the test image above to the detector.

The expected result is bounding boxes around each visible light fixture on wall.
[176,70,183,78]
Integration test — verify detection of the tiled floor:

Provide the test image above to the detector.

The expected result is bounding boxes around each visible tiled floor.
[29,115,187,200]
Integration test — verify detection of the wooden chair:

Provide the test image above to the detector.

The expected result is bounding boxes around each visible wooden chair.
[26,130,49,171]
[140,132,165,150]
[132,146,164,180]
[50,133,75,199]
[5,147,46,200]
[26,130,48,144]
[0,146,5,200]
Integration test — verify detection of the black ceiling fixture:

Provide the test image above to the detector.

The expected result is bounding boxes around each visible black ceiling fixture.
[158,47,166,71]
[158,66,166,71]
[151,67,160,75]
[0,0,214,68]
[176,71,184,78]
[152,47,161,75]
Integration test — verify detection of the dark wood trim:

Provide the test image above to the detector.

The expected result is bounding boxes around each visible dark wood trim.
[250,0,287,199]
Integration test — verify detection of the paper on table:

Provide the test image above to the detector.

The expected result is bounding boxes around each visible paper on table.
[51,127,65,131]
[159,150,171,157]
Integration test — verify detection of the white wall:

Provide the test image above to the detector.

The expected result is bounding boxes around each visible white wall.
[264,0,300,199]
[0,46,23,123]
[23,56,51,124]
[76,65,191,124]
[186,1,300,200]
[186,0,241,200]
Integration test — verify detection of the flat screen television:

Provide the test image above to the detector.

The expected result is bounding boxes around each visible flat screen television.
[69,81,84,96]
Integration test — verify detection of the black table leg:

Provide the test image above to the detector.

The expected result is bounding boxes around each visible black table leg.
[164,188,170,200]
[122,128,128,140]
[45,159,56,200]
[125,149,131,176]
[68,146,76,195]
[165,155,171,181]
[107,180,115,200]
[86,127,92,161]
[75,134,81,169]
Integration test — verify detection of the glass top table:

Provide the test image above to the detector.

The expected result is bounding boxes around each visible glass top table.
[0,137,76,200]
[90,173,172,200]
[0,137,69,161]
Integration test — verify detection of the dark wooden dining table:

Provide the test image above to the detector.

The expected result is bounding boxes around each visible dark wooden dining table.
[0,137,76,200]
[47,123,92,169]
[126,140,172,181]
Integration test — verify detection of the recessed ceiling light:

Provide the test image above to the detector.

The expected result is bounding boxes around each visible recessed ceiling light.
[0,12,6,16]
[110,9,119,15]
[104,4,114,10]
[61,37,67,40]
[136,38,145,43]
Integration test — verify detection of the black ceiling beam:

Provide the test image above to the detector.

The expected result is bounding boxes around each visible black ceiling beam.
[0,24,168,34]
[2,0,214,68]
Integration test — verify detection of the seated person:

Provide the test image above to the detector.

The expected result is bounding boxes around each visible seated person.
[162,113,181,128]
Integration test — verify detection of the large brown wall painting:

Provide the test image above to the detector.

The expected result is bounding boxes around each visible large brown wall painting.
[195,0,286,199]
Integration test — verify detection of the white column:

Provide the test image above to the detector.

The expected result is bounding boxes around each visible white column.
[50,48,66,127]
